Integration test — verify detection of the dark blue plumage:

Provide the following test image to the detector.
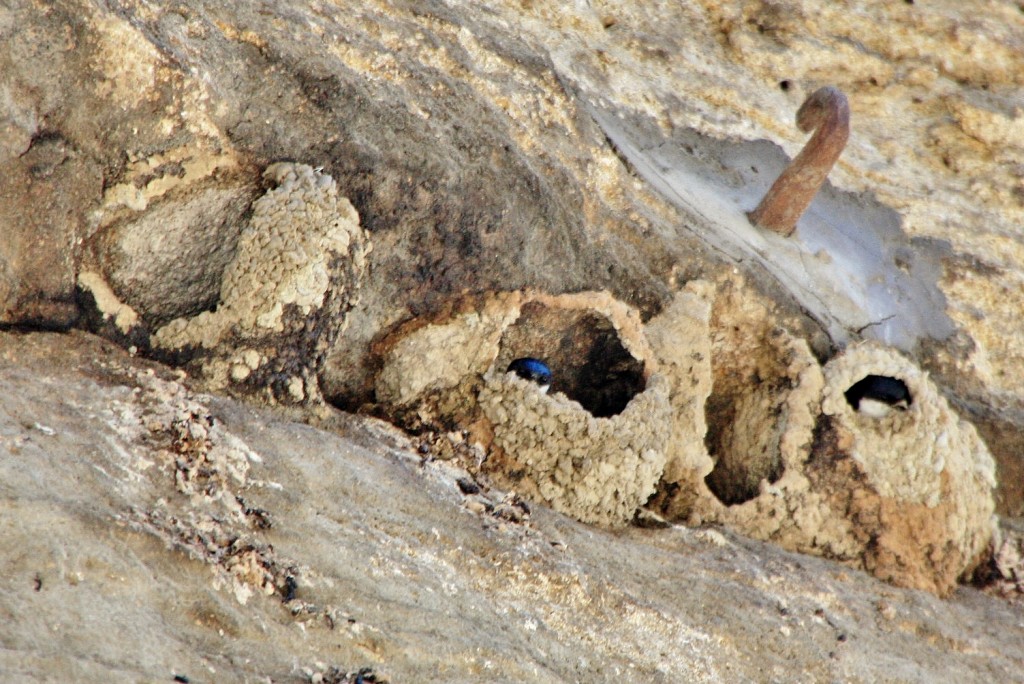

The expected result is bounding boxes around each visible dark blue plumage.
[507,358,552,392]
[844,375,911,418]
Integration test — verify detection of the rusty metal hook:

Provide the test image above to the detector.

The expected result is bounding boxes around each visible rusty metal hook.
[748,86,850,236]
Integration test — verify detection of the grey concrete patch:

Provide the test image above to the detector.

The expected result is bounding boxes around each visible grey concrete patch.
[581,100,955,350]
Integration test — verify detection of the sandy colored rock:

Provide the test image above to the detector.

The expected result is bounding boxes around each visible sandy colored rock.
[1,0,1023,675]
[2,0,1022,509]
[2,330,1023,683]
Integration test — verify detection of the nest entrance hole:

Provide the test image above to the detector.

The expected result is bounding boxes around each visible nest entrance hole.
[495,301,645,417]
[703,367,791,506]
[844,375,912,416]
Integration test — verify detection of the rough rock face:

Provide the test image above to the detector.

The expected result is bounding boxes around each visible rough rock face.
[2,0,1022,511]
[2,331,1023,683]
[2,0,1024,677]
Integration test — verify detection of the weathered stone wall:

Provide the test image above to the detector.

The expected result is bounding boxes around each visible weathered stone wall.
[2,0,1024,675]
[3,0,1021,514]
[0,331,1020,682]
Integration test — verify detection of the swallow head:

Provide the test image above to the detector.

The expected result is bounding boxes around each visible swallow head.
[507,357,552,393]
[844,375,911,418]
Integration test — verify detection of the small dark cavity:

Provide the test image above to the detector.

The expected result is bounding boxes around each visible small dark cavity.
[493,494,530,523]
[237,496,273,529]
[317,666,386,684]
[282,575,298,602]
[456,477,480,495]
[779,79,791,91]
[498,304,646,417]
[702,376,789,506]
[844,375,911,410]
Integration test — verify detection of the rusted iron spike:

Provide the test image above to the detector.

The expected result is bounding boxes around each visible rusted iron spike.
[748,86,850,237]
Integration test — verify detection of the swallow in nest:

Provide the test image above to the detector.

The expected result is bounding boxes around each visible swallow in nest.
[844,374,911,418]
[506,357,552,394]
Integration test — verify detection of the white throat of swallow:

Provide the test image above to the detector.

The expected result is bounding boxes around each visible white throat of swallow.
[858,397,908,419]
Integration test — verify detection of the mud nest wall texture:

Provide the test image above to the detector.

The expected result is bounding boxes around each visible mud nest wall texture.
[374,290,670,527]
[373,282,997,594]
[84,153,998,594]
[813,343,997,594]
[153,163,371,405]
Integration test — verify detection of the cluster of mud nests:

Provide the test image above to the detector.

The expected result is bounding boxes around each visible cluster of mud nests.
[87,163,996,596]
[372,281,996,595]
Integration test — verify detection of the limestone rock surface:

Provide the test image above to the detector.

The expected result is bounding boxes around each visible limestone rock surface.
[2,0,1023,510]
[2,0,1024,678]
[1,331,1022,683]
